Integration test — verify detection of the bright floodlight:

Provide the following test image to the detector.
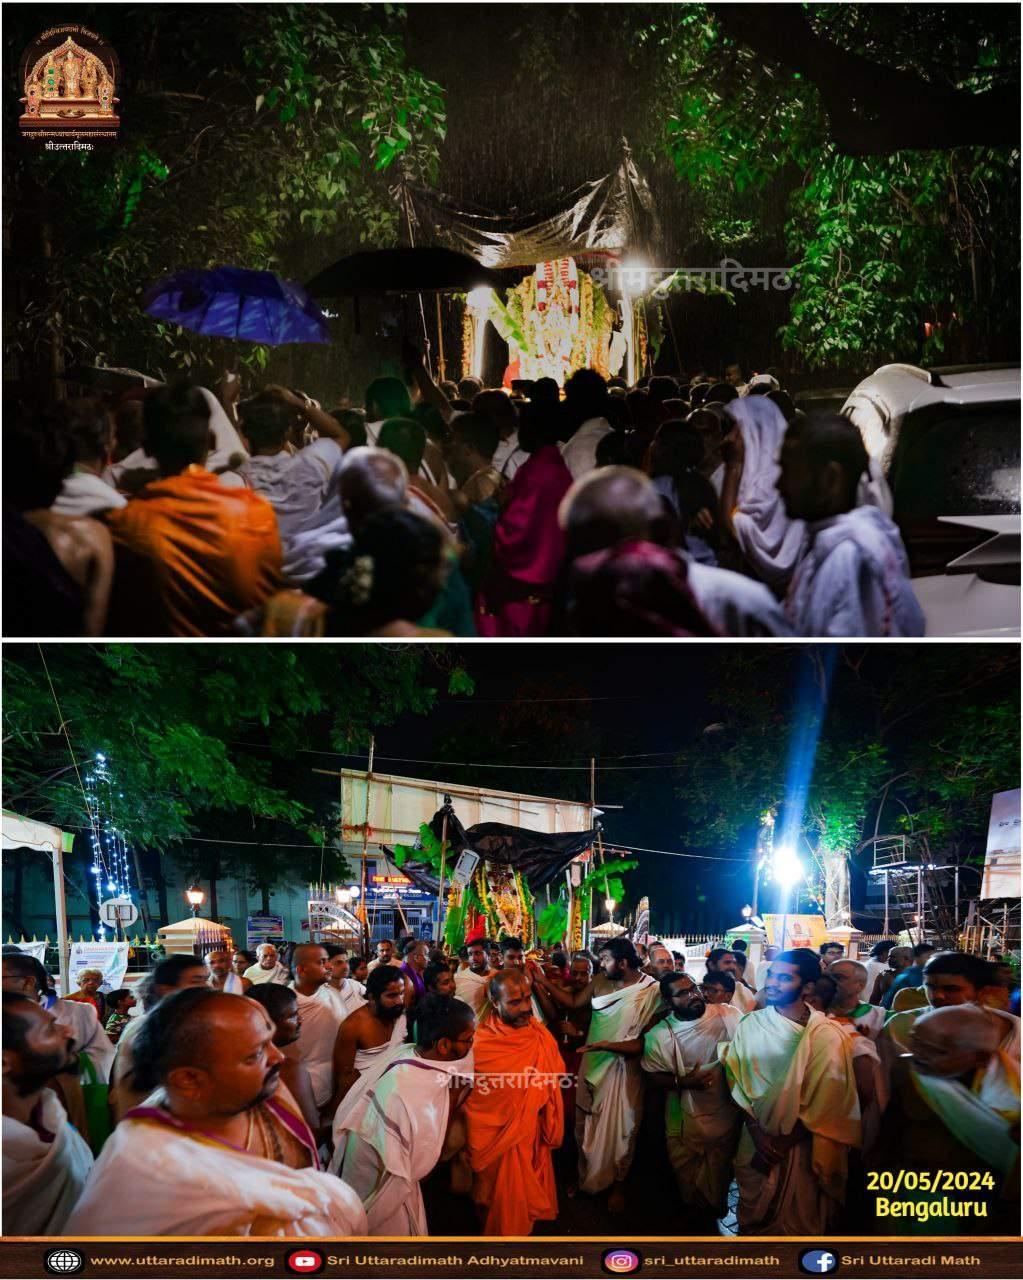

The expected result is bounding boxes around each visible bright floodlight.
[466,286,493,313]
[741,903,753,919]
[349,885,361,899]
[618,260,649,295]
[773,845,803,888]
[604,897,616,913]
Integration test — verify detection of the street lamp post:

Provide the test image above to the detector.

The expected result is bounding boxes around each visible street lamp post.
[185,883,205,918]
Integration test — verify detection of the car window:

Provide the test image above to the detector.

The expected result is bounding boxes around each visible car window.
[890,404,1020,519]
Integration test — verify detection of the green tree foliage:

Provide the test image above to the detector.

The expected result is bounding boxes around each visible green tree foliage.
[5,4,446,384]
[653,5,1019,367]
[672,646,1019,879]
[2,644,470,906]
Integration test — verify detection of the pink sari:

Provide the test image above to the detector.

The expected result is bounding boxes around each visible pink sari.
[475,444,573,637]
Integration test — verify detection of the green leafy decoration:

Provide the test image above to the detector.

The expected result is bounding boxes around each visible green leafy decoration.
[536,893,569,945]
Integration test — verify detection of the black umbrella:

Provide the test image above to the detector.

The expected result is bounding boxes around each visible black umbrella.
[305,247,507,298]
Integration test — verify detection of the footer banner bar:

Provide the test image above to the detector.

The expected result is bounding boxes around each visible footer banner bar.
[3,1239,1021,1280]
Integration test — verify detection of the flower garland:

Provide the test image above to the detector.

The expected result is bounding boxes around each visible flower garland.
[461,307,475,380]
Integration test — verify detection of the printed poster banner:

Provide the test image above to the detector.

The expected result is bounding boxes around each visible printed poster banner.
[762,913,828,950]
[246,913,284,950]
[982,788,1021,900]
[68,941,129,993]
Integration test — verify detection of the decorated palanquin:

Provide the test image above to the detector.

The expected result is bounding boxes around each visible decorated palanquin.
[21,36,119,130]
[477,256,616,387]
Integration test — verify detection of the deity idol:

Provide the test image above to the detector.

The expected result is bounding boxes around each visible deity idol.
[62,49,83,98]
[81,58,98,99]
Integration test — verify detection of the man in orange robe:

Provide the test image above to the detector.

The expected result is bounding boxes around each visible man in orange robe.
[464,969,564,1234]
[106,384,281,635]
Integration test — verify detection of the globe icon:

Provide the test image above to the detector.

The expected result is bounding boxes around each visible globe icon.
[45,1248,83,1275]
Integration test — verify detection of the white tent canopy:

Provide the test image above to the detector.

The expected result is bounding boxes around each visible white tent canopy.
[2,810,73,992]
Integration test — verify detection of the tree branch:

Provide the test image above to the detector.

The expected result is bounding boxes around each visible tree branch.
[708,4,1020,153]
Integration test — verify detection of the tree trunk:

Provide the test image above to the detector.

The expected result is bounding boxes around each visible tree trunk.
[260,885,271,914]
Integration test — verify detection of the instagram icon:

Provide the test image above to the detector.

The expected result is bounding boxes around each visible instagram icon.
[602,1248,643,1274]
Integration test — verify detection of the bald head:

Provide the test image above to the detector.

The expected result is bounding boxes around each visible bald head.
[911,1004,1001,1078]
[488,968,533,1027]
[339,446,408,533]
[559,466,667,560]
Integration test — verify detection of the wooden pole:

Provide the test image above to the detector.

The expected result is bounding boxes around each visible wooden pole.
[435,294,446,382]
[437,813,449,944]
[663,298,683,375]
[52,831,70,997]
[360,736,374,956]
[399,175,433,378]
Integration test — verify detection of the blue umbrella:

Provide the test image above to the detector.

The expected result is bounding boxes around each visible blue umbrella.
[142,267,330,345]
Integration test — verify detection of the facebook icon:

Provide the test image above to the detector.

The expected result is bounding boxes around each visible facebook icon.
[798,1250,838,1275]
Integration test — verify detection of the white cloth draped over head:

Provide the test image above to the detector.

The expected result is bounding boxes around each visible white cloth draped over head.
[910,1047,1020,1175]
[62,1110,367,1237]
[578,974,662,1193]
[52,999,115,1082]
[725,396,807,589]
[330,1047,473,1234]
[104,387,249,489]
[720,1005,860,1233]
[3,1089,94,1235]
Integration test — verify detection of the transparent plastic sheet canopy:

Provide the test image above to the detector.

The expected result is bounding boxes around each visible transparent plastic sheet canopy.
[404,147,661,269]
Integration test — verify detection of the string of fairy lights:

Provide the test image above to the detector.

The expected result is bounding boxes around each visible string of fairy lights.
[83,752,135,939]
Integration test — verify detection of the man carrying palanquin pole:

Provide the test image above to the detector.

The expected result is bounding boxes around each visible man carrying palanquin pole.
[719,948,860,1235]
[463,969,565,1235]
[532,936,662,1212]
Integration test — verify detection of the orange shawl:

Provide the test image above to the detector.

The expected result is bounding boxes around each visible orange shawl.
[106,466,281,636]
[464,1014,565,1235]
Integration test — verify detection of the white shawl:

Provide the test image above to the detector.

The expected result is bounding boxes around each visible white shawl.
[725,397,807,588]
[3,1089,94,1235]
[63,1112,367,1237]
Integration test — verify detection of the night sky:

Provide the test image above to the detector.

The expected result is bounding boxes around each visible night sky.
[308,644,826,935]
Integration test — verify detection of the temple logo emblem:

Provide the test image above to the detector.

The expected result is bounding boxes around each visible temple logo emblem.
[19,26,120,141]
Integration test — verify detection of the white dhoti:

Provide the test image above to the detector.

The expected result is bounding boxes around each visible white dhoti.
[578,975,662,1193]
[642,1005,741,1215]
[3,1089,94,1235]
[721,1005,860,1235]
